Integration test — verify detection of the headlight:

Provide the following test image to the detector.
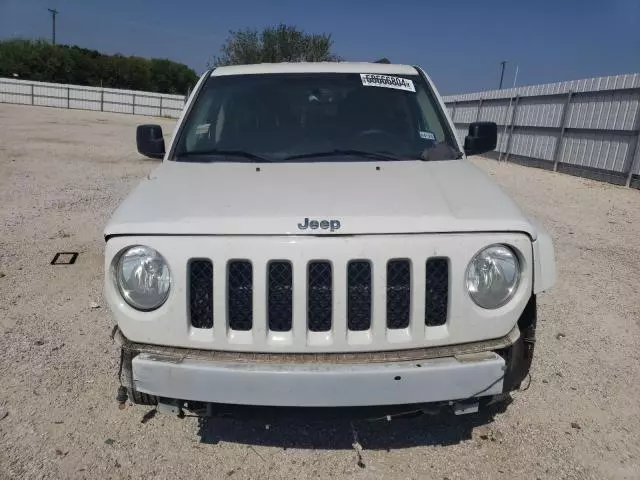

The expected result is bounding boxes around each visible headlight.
[466,245,520,309]
[115,246,171,311]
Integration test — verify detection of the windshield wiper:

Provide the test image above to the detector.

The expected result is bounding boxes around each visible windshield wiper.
[177,149,271,162]
[283,149,400,161]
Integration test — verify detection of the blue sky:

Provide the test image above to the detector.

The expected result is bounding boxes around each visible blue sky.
[1,0,639,94]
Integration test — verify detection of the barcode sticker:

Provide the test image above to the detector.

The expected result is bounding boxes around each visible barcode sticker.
[360,74,415,92]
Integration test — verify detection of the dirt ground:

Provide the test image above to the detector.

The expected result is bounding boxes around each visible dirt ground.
[0,103,639,480]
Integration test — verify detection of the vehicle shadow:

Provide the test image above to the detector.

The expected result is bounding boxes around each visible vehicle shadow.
[197,397,510,450]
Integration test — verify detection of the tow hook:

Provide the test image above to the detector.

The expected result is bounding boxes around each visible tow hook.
[157,399,185,418]
[452,400,479,415]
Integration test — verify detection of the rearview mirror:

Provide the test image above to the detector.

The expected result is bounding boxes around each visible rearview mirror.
[136,124,165,159]
[464,122,497,156]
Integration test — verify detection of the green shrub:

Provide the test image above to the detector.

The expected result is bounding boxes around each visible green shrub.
[0,39,198,94]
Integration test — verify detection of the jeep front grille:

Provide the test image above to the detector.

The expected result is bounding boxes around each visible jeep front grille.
[188,257,449,340]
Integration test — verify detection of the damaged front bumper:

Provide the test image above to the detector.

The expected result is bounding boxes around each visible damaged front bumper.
[130,348,507,407]
[113,296,536,412]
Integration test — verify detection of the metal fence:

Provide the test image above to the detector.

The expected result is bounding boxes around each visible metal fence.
[0,77,186,118]
[2,74,640,188]
[442,73,640,188]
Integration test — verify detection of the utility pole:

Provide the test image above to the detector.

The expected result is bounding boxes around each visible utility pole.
[498,60,507,89]
[48,8,58,45]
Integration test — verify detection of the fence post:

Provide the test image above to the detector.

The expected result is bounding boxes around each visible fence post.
[31,84,34,105]
[67,87,70,109]
[498,95,515,162]
[503,96,520,163]
[132,94,136,115]
[552,91,574,172]
[100,90,104,112]
[624,99,640,187]
[475,98,484,122]
[159,96,163,117]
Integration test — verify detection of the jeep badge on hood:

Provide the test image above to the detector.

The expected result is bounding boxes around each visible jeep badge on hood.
[298,217,341,232]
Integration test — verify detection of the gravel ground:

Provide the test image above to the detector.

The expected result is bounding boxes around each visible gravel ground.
[0,103,639,480]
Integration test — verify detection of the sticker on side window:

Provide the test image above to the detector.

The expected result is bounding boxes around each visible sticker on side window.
[194,123,210,135]
[360,74,415,92]
[420,130,436,141]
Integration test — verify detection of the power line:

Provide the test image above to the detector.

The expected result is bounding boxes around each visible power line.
[47,8,58,45]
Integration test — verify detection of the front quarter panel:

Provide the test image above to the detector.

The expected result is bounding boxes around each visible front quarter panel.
[531,220,556,293]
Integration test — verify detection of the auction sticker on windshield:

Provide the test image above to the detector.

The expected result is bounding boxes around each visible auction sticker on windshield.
[360,74,416,92]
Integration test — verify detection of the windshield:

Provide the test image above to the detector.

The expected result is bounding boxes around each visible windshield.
[173,72,460,162]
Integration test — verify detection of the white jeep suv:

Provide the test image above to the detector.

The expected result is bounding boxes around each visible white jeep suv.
[105,62,555,417]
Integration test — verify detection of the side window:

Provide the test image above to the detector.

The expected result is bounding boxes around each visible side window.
[184,91,215,151]
[415,88,446,142]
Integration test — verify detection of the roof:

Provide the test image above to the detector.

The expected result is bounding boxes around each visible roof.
[211,62,418,77]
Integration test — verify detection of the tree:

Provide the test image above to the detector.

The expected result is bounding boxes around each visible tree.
[0,39,198,93]
[211,24,341,67]
[374,57,391,64]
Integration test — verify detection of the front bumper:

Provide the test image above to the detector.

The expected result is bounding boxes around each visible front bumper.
[133,351,506,407]
[113,323,529,408]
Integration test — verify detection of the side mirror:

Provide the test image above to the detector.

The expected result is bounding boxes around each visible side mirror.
[136,124,165,159]
[464,122,497,156]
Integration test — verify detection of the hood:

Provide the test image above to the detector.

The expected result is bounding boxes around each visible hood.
[104,159,537,238]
